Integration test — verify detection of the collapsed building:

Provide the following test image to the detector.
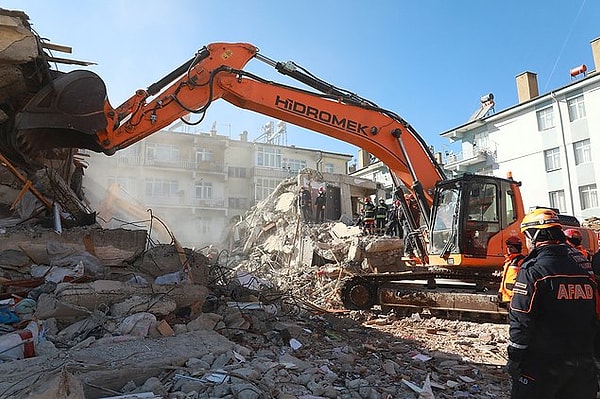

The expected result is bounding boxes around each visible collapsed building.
[0,13,426,397]
[0,165,415,397]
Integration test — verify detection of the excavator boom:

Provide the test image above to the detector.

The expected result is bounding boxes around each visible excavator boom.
[16,43,445,214]
[14,41,596,316]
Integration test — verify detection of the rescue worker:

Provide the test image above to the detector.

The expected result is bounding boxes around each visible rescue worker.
[375,198,388,235]
[401,193,421,256]
[361,197,376,235]
[298,186,312,223]
[314,186,326,223]
[386,200,402,237]
[498,236,525,307]
[507,208,598,399]
[564,228,591,260]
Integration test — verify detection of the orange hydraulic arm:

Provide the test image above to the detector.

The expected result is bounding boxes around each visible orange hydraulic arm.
[96,43,446,217]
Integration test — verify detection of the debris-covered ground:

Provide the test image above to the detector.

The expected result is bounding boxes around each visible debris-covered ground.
[1,8,599,399]
[0,174,515,399]
[0,10,515,398]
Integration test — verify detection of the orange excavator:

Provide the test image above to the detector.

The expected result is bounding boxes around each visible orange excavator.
[12,42,598,316]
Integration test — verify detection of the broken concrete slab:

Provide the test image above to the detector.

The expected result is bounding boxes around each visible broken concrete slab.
[0,226,147,268]
[35,280,209,320]
[131,244,210,285]
[0,329,235,398]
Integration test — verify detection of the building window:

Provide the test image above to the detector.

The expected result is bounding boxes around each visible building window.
[548,190,566,213]
[282,158,307,172]
[145,178,178,197]
[536,107,555,131]
[544,147,561,171]
[256,147,282,168]
[579,184,598,210]
[195,182,213,199]
[228,197,247,209]
[255,178,280,201]
[196,148,213,162]
[567,95,586,122]
[197,217,212,234]
[228,167,247,178]
[573,139,591,165]
[325,163,334,173]
[146,143,180,162]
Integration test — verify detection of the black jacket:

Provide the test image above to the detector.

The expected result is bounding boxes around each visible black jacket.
[509,243,598,356]
[315,192,326,207]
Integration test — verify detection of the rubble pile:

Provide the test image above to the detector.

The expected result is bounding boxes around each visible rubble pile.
[225,173,406,312]
[0,173,515,398]
[0,9,518,398]
[583,216,600,234]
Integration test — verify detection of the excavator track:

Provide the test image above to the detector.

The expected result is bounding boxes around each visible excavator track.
[341,270,508,322]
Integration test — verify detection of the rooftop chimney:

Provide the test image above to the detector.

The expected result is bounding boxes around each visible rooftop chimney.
[240,130,248,142]
[591,37,600,74]
[516,71,539,103]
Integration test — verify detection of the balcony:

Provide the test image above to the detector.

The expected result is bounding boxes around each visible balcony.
[444,148,496,172]
[253,167,296,179]
[196,161,226,173]
[144,195,226,210]
[193,198,226,208]
[117,155,143,166]
[145,158,194,170]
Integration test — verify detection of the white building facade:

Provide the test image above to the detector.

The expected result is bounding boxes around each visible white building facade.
[441,38,600,221]
[83,123,353,248]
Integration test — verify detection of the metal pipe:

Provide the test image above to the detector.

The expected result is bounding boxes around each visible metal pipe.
[53,203,62,234]
[551,91,576,214]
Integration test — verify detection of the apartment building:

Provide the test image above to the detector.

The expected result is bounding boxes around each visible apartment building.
[441,37,600,220]
[351,37,600,224]
[83,123,353,248]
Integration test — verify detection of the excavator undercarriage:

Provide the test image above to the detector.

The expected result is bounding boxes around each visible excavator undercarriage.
[341,268,508,322]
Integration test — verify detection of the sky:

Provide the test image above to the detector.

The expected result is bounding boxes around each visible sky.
[5,0,599,163]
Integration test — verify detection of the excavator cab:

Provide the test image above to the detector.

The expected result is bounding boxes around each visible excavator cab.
[428,174,525,270]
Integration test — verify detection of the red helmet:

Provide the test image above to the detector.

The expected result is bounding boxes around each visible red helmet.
[394,200,401,206]
[364,197,371,202]
[319,187,325,192]
[564,228,583,245]
[564,228,582,239]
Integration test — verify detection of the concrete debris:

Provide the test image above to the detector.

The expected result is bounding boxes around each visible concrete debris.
[0,8,521,398]
[222,172,408,311]
[0,170,519,398]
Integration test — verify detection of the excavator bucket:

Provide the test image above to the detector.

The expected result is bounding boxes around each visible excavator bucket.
[14,70,108,155]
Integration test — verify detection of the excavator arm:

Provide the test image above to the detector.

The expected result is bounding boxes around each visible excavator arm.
[20,41,589,316]
[16,42,445,220]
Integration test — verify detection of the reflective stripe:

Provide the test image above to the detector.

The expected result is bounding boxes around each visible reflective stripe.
[508,340,528,350]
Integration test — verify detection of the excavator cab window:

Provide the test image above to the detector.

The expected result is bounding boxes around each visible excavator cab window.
[430,177,501,259]
[430,185,460,256]
[463,182,500,257]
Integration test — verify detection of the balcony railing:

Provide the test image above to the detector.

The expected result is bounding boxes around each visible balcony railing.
[193,198,226,208]
[116,155,225,173]
[443,148,496,171]
[144,195,226,209]
[253,167,296,178]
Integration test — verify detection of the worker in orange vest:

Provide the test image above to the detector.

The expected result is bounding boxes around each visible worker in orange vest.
[498,236,525,307]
